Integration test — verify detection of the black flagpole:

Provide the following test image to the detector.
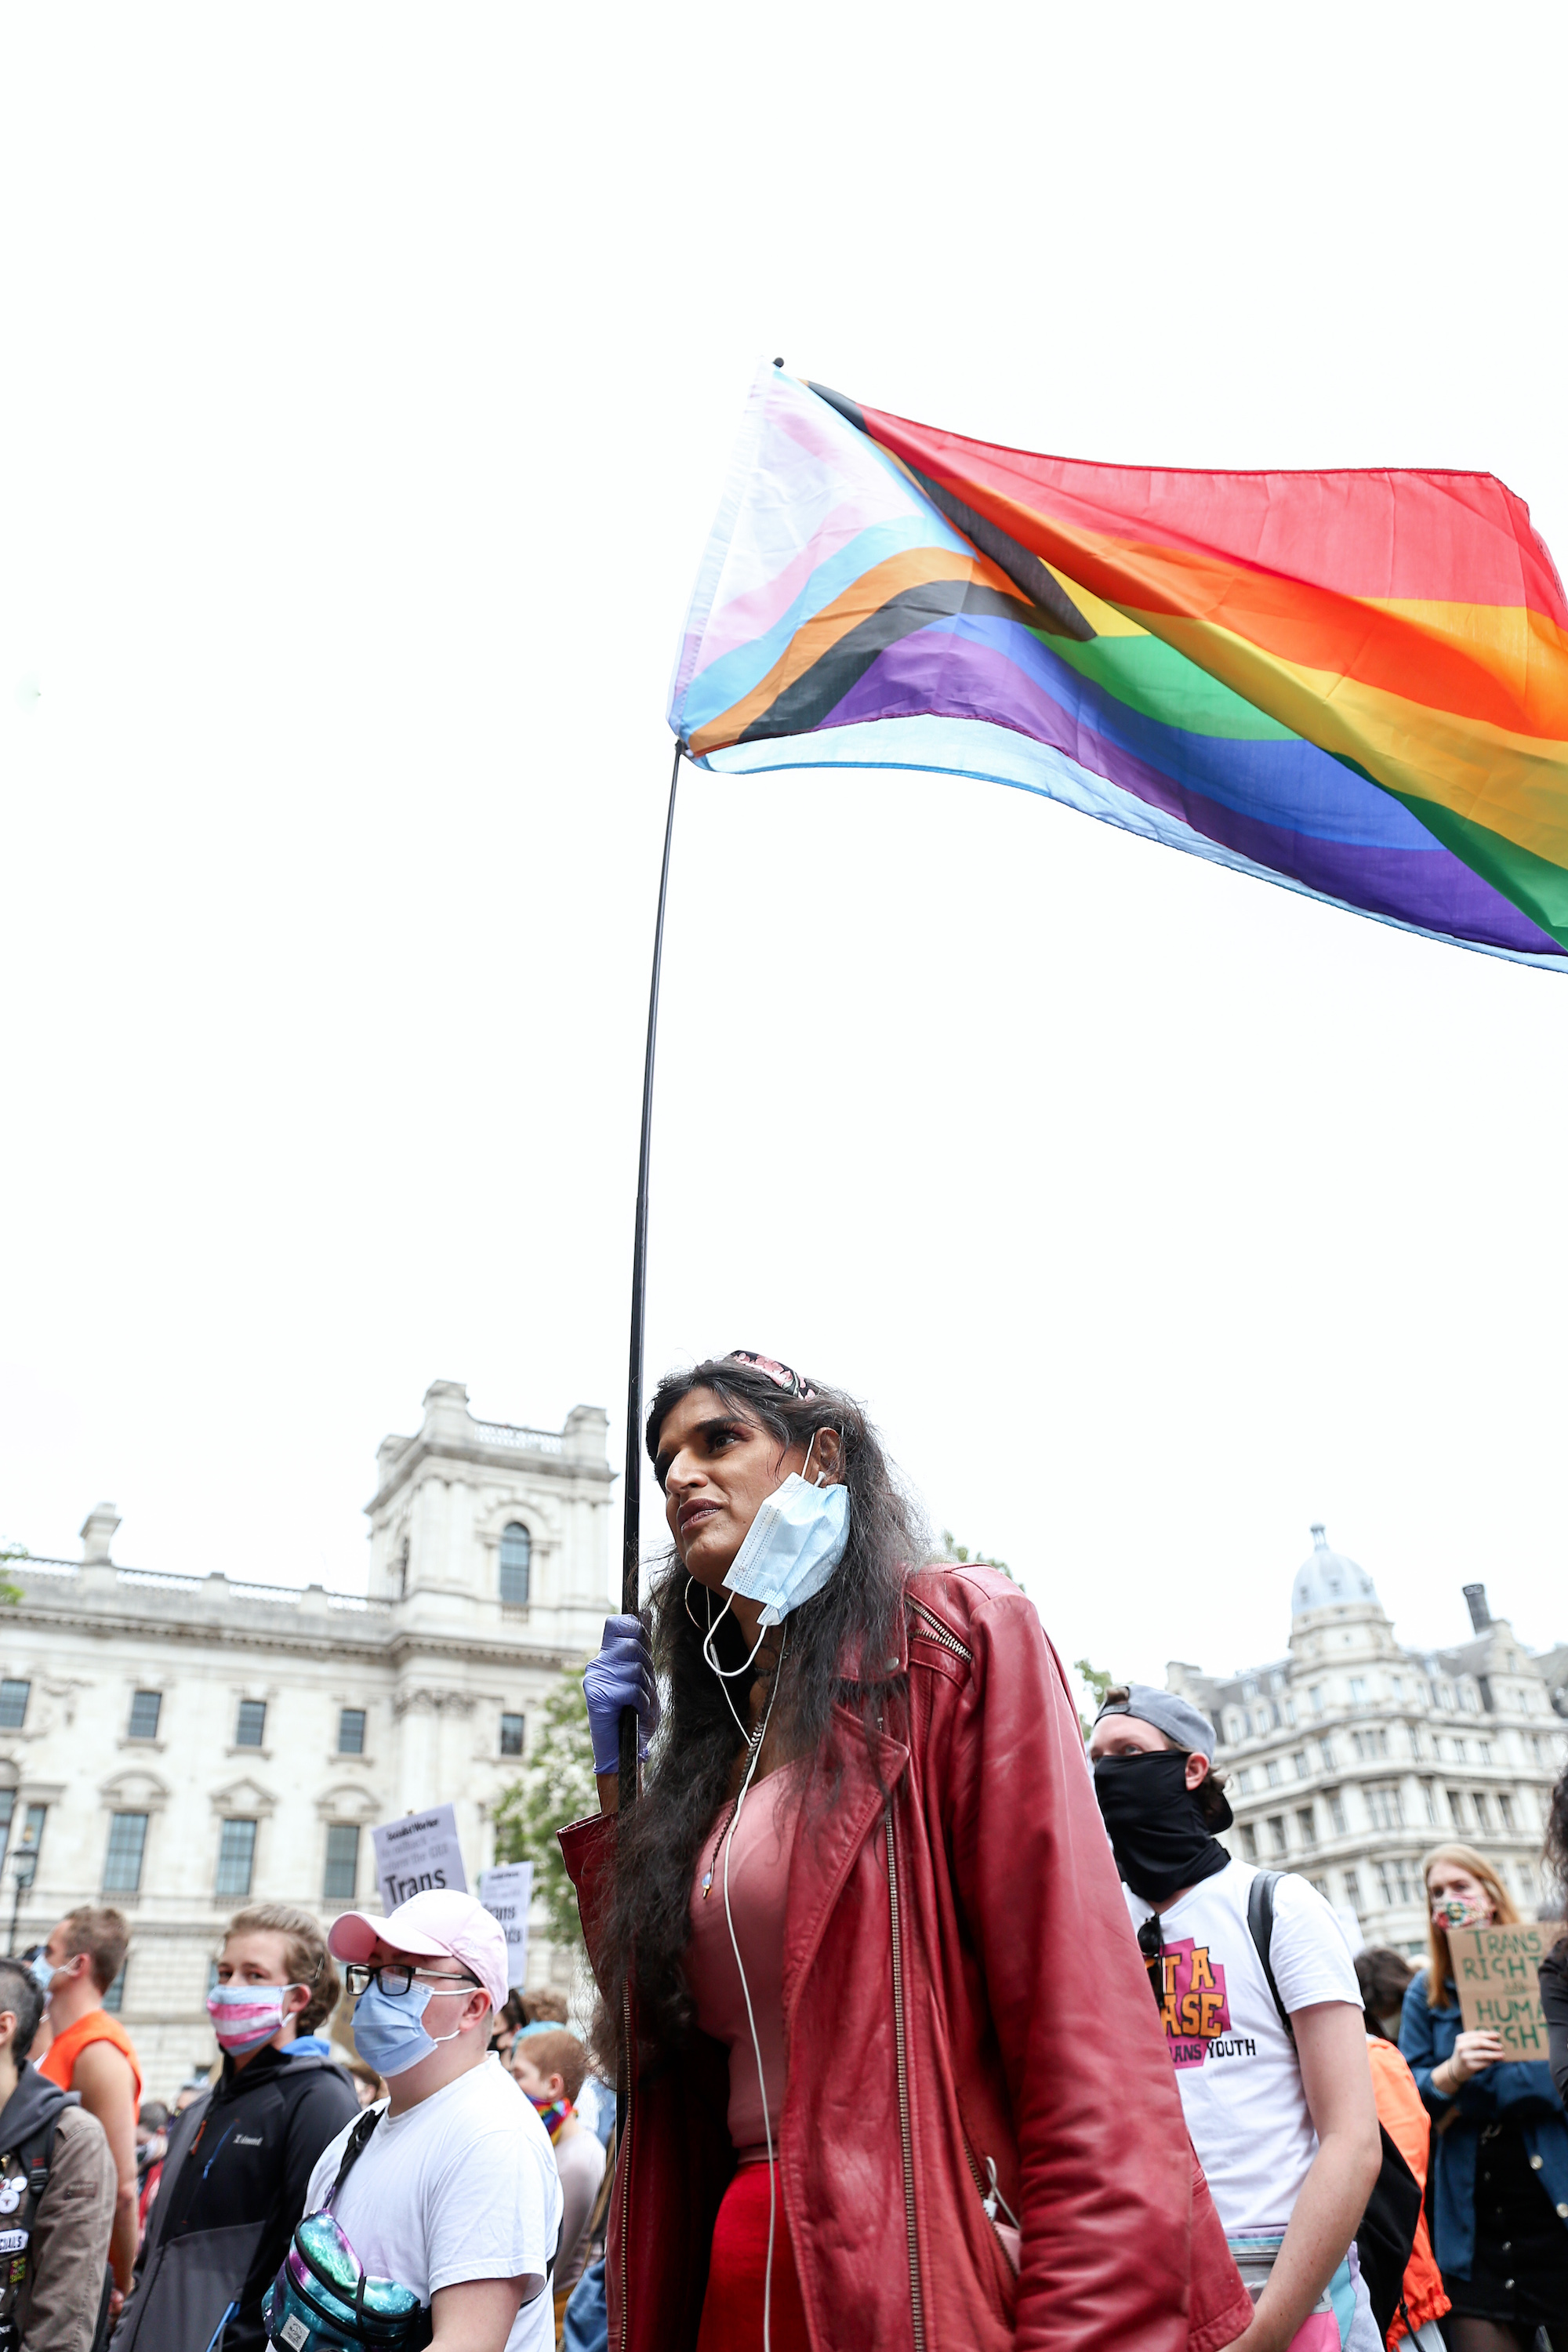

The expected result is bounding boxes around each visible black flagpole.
[616,737,682,2158]
[619,739,683,1780]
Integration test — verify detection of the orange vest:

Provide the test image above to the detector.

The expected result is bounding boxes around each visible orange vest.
[38,2009,143,2110]
[1367,2034,1450,2344]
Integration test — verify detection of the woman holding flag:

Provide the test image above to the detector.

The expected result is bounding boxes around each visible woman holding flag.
[562,1349,1250,2352]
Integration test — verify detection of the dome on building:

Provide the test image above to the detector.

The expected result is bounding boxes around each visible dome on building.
[1290,1523,1379,1616]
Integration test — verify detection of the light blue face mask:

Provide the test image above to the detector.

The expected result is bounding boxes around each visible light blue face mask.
[28,1952,54,1995]
[721,1436,850,1628]
[350,1978,462,2079]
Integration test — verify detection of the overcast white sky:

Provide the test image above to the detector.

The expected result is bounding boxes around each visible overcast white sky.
[5,4,1566,1706]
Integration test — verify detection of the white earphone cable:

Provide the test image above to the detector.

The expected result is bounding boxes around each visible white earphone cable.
[718,1621,786,2352]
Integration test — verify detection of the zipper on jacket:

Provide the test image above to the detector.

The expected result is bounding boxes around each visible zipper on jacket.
[619,1984,633,2352]
[884,1806,926,2352]
[908,1596,974,1665]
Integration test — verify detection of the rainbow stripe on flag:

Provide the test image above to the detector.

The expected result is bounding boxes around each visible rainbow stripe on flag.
[669,366,1568,967]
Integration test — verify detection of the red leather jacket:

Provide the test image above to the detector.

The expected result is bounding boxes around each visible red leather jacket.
[562,1565,1251,2352]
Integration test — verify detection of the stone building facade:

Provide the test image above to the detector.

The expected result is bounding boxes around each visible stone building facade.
[0,1381,614,2096]
[1167,1528,1568,1956]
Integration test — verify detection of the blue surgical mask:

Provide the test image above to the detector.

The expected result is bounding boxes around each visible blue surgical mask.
[28,1953,54,1995]
[722,1444,850,1628]
[350,1980,459,2079]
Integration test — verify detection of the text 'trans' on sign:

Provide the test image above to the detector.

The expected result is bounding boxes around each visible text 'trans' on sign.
[1449,1922,1552,2056]
[479,1863,534,1991]
[371,1805,468,1914]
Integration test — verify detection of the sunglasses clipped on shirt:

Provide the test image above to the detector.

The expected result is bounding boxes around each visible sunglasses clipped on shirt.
[343,1963,482,2000]
[1136,1911,1166,2011]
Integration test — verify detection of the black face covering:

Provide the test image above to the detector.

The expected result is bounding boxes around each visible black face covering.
[1092,1749,1233,1904]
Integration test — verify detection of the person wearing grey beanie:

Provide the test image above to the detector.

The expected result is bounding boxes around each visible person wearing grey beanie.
[1089,1681,1381,2352]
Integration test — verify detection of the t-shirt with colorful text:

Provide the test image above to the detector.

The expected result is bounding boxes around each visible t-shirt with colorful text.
[1123,1860,1360,2241]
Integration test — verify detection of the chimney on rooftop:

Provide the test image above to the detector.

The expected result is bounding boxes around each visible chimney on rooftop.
[1463,1582,1491,1634]
[79,1503,121,1566]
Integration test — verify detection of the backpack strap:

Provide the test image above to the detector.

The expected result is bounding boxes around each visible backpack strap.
[1246,1869,1296,2044]
[325,2105,383,2211]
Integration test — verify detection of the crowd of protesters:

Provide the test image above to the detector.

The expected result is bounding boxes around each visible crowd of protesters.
[2,1348,1565,2351]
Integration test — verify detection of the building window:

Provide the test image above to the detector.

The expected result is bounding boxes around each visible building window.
[1377,1856,1421,1905]
[235,1700,267,1748]
[102,1963,127,2016]
[323,1824,360,1901]
[1352,1728,1389,1760]
[1421,1780,1439,1824]
[1226,1711,1243,1744]
[1515,1861,1537,1900]
[1446,1788,1465,1827]
[1243,1680,1258,1700]
[337,1709,366,1756]
[1240,1824,1258,1861]
[1308,1686,1323,1716]
[1498,1791,1516,1833]
[1349,1677,1367,1704]
[1293,1752,1309,1779]
[1310,1875,1330,1900]
[1477,1740,1493,1764]
[1296,1805,1316,1848]
[216,1819,257,1898]
[1267,1814,1287,1857]
[1317,1737,1335,1770]
[103,1812,148,1895]
[1367,1784,1404,1831]
[128,1690,162,1741]
[1265,1760,1282,1788]
[1343,1867,1362,1907]
[1472,1791,1492,1833]
[0,1682,30,1732]
[500,1712,524,1759]
[499,1524,532,1608]
[1328,1791,1348,1835]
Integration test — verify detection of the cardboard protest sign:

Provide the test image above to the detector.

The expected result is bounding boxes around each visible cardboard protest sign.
[478,1863,535,1990]
[371,1804,468,1913]
[1449,1922,1552,2056]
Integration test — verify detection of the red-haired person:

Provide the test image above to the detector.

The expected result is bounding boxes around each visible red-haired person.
[34,1907,141,2305]
[1355,1946,1449,2350]
[1399,1845,1568,2352]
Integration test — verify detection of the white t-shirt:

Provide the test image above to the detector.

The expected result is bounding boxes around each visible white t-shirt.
[303,2055,564,2352]
[1124,1860,1361,2241]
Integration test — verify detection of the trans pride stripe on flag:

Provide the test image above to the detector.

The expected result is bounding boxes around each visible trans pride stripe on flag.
[669,366,1568,966]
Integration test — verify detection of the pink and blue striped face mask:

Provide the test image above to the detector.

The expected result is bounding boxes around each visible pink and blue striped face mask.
[206,1981,303,2055]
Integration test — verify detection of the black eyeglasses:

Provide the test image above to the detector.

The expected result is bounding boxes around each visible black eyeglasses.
[343,1963,481,2000]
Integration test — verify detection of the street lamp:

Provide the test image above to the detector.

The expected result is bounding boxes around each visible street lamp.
[8,1844,38,1958]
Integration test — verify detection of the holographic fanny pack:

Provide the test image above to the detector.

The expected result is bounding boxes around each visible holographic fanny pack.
[263,2112,431,2352]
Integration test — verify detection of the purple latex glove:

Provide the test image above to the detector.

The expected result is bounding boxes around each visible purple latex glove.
[583,1614,659,1774]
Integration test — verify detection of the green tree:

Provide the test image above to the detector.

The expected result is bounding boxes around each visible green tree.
[940,1530,1018,1586]
[1075,1657,1113,1743]
[490,1661,599,1952]
[0,1547,26,1608]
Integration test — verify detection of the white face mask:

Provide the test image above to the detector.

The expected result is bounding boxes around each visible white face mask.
[721,1436,850,1628]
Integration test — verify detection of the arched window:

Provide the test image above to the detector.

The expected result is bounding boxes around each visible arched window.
[499,1523,532,1608]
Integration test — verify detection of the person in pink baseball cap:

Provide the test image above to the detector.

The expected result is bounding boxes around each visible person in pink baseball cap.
[289,1889,563,2352]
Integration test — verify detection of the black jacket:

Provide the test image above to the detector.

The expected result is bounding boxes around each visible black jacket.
[111,2044,359,2352]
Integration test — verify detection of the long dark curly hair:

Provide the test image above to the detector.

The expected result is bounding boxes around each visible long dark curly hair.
[590,1355,927,2069]
[1545,1760,1568,1942]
